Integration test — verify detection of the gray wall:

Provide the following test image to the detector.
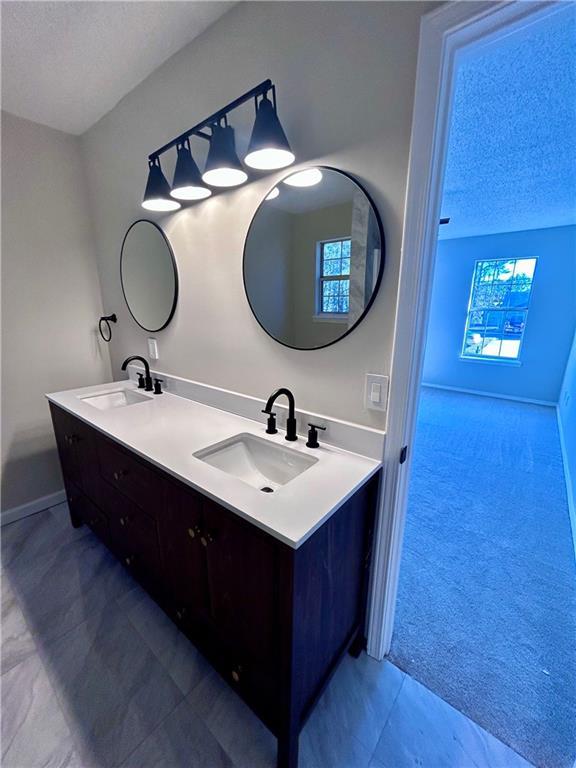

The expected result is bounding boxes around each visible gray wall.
[82,1,436,428]
[244,206,292,342]
[1,112,112,513]
[559,328,576,517]
[422,226,576,403]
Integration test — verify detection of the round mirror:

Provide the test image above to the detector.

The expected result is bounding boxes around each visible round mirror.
[243,167,384,350]
[120,220,178,332]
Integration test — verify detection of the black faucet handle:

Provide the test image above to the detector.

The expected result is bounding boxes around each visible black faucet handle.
[306,423,326,449]
[153,378,164,395]
[261,409,278,435]
[136,372,145,389]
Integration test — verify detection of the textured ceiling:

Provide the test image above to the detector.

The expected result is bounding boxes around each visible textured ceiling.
[1,1,234,135]
[440,4,576,240]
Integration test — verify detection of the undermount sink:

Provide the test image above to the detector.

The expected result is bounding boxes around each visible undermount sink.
[194,433,318,492]
[80,389,151,411]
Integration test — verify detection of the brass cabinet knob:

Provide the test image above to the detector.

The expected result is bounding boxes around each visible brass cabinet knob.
[187,527,195,539]
[119,516,129,527]
[113,470,125,481]
[176,608,186,621]
[124,556,133,566]
[231,669,240,683]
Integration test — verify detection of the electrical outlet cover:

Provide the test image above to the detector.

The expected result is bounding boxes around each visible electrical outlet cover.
[365,373,389,412]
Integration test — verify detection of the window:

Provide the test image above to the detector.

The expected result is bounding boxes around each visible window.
[318,238,351,315]
[462,257,537,361]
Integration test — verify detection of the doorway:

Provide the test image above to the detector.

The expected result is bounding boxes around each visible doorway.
[368,3,576,767]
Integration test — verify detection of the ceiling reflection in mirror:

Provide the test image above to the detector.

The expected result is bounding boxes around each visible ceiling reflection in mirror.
[243,167,384,350]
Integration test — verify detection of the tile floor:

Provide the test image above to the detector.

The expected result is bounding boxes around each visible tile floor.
[2,503,533,768]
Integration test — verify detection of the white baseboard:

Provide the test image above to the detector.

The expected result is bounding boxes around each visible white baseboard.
[1,489,66,527]
[557,407,576,562]
[421,382,557,408]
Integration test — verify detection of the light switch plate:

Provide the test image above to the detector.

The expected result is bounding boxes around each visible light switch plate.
[147,338,159,360]
[365,373,389,412]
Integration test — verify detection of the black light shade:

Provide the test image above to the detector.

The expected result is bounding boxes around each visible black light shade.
[142,159,180,212]
[245,95,295,170]
[171,143,212,201]
[202,124,248,188]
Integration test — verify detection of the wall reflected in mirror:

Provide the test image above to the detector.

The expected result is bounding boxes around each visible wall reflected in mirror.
[244,167,384,350]
[120,219,178,332]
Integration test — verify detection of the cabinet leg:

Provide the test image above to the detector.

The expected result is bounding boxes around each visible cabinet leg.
[277,731,299,768]
[348,629,365,659]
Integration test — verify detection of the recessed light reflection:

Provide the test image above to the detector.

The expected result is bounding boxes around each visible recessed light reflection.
[283,168,323,187]
[265,187,279,201]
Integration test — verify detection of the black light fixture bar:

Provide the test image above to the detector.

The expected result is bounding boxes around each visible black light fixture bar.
[148,79,273,161]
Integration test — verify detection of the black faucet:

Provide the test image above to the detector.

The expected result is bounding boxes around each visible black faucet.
[263,388,298,441]
[121,356,153,392]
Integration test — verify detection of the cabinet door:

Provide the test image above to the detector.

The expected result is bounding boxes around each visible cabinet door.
[162,481,209,623]
[67,484,110,545]
[50,405,101,501]
[50,405,82,488]
[201,499,278,663]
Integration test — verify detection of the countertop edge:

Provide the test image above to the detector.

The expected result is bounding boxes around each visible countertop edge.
[46,388,382,549]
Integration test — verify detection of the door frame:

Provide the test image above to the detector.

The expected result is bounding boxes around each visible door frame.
[366,0,562,660]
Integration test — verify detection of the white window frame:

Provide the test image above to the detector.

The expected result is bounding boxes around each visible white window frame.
[313,237,351,322]
[460,257,537,364]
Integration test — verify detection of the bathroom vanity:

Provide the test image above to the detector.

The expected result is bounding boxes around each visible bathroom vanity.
[47,380,381,768]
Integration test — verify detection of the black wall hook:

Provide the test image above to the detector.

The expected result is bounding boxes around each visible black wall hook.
[98,313,117,342]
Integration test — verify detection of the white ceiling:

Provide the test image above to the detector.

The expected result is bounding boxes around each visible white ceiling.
[1,1,234,135]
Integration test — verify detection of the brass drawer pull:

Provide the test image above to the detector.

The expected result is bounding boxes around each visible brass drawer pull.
[119,516,130,527]
[176,608,187,621]
[187,525,201,540]
[113,470,126,481]
[124,555,134,566]
[200,533,214,548]
[231,667,241,683]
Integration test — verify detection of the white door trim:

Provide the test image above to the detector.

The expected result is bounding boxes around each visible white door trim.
[366,0,562,660]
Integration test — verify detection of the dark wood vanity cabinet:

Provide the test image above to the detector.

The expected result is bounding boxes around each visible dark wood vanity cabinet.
[50,403,380,768]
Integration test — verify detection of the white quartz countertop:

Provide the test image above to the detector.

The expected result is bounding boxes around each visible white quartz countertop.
[46,380,381,548]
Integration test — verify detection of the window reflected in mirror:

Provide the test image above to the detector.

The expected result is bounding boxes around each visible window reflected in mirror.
[243,167,384,350]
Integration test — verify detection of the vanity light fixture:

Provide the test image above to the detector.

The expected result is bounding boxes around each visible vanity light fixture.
[141,80,294,210]
[142,159,181,212]
[202,121,248,188]
[245,93,295,170]
[283,168,323,188]
[171,140,212,200]
[265,187,279,201]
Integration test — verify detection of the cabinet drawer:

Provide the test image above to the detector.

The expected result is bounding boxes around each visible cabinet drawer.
[97,438,164,518]
[108,501,162,587]
[67,484,110,544]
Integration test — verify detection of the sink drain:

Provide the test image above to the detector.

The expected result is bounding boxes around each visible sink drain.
[260,486,274,493]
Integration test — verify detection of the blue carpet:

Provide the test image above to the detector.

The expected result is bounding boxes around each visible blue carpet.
[390,388,576,768]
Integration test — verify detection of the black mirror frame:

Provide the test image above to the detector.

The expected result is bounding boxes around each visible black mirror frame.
[120,219,179,333]
[243,166,386,351]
